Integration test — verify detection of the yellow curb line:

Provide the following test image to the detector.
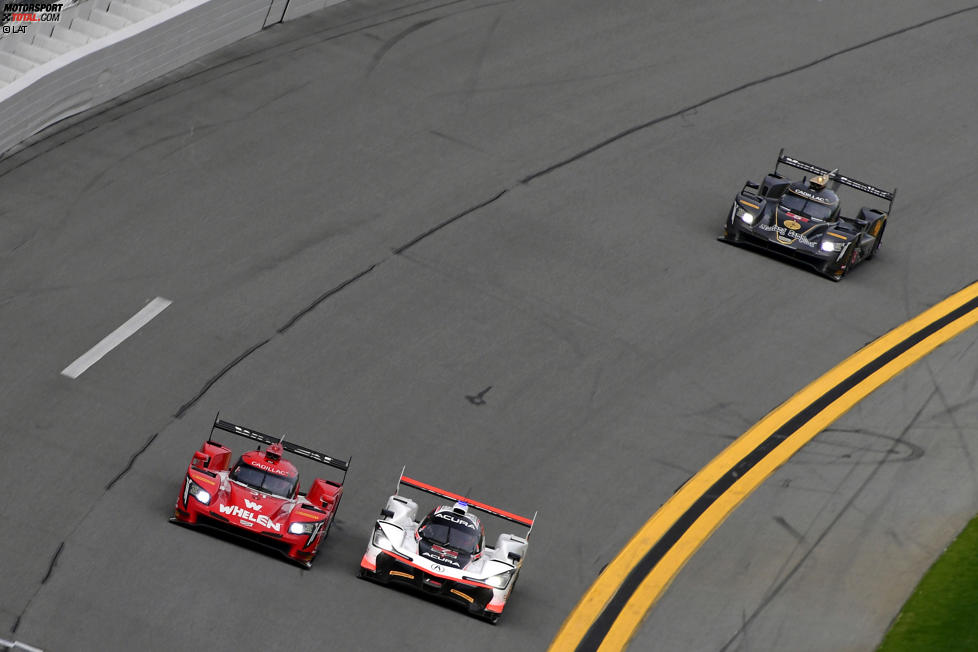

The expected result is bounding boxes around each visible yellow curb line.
[550,281,978,652]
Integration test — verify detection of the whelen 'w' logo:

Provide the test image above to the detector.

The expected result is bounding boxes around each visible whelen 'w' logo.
[244,499,263,511]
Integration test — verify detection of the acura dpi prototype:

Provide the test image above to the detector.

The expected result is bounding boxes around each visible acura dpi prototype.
[359,471,536,623]
[720,149,896,280]
[171,416,350,568]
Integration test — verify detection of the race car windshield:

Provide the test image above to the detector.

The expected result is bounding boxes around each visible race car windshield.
[780,193,835,221]
[419,515,481,553]
[230,463,296,498]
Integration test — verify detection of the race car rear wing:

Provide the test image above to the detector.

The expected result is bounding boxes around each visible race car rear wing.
[210,416,350,482]
[396,468,536,533]
[775,149,896,212]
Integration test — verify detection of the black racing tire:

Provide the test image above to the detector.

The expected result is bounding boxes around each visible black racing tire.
[866,223,885,259]
[826,245,855,282]
[723,206,742,243]
[838,244,860,281]
[322,495,341,540]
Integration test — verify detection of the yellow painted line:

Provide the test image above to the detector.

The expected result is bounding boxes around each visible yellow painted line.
[550,280,978,652]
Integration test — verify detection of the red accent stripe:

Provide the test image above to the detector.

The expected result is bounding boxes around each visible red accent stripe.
[400,475,533,527]
[360,555,376,572]
[485,601,505,613]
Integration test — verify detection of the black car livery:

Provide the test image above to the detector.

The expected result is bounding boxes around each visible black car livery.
[720,149,896,281]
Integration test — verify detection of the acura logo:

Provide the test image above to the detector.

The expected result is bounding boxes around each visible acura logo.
[431,564,443,572]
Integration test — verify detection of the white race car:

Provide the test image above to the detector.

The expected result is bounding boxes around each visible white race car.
[358,471,536,623]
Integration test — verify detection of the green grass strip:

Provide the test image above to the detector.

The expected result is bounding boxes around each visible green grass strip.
[878,513,978,651]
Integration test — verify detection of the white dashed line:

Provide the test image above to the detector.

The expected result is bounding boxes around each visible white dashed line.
[61,297,172,379]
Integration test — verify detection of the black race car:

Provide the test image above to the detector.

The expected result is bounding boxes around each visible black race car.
[720,150,896,281]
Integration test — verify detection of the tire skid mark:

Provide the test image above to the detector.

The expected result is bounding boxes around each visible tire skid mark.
[718,390,937,652]
[366,17,443,75]
[0,0,474,174]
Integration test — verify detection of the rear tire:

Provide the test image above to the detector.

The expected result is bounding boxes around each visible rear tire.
[866,223,885,259]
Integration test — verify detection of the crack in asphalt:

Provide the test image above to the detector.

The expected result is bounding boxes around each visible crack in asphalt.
[12,540,64,633]
[277,263,379,334]
[8,1,978,638]
[519,4,978,184]
[173,337,272,419]
[175,184,513,420]
[105,432,160,491]
[392,189,508,254]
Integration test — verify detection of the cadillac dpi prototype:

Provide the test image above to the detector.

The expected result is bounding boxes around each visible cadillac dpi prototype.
[171,416,350,568]
[359,471,536,623]
[720,149,896,280]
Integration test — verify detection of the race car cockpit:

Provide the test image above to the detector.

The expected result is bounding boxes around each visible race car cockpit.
[418,506,484,554]
[230,460,298,498]
[779,182,840,222]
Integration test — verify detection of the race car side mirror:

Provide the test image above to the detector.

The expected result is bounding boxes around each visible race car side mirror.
[381,508,394,519]
[508,551,522,562]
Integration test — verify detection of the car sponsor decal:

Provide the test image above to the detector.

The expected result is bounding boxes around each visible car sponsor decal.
[436,512,476,529]
[217,504,282,531]
[784,219,801,231]
[249,461,290,476]
[757,223,816,247]
[788,187,834,204]
[422,549,462,568]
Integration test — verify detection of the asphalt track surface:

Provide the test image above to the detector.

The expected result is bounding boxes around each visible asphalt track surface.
[1,1,978,650]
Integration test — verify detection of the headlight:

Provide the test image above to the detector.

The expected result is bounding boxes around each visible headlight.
[373,525,394,552]
[820,239,844,253]
[483,570,515,589]
[184,477,211,505]
[734,206,755,224]
[289,521,317,535]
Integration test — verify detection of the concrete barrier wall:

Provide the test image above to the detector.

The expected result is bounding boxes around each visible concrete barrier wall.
[0,0,343,158]
[282,0,345,22]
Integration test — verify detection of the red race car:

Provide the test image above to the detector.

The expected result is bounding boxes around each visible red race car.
[171,416,350,568]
